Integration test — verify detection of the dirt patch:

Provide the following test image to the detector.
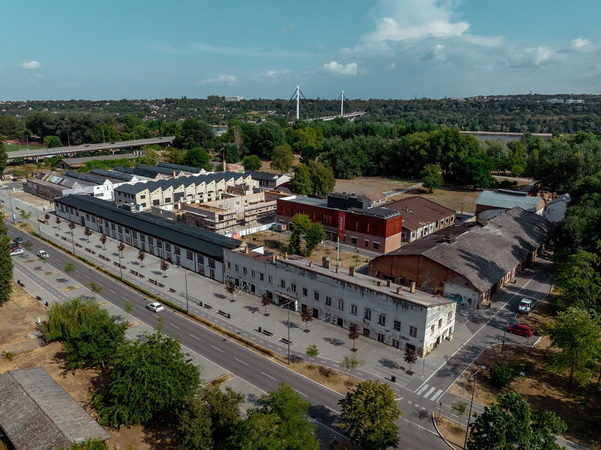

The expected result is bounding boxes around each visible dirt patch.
[434,414,466,450]
[447,298,601,447]
[334,177,414,199]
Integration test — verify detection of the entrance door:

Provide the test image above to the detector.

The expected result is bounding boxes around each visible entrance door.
[377,333,385,343]
[312,308,319,319]
[363,328,370,338]
[337,318,343,327]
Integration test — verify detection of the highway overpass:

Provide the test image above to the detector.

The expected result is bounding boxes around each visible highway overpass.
[7,136,175,162]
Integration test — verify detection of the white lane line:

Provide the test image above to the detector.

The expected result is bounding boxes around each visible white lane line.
[210,345,223,353]
[416,384,430,396]
[261,372,277,381]
[296,390,308,398]
[108,289,117,295]
[190,334,201,340]
[423,386,436,399]
[234,358,248,366]
[171,324,180,330]
[431,389,444,402]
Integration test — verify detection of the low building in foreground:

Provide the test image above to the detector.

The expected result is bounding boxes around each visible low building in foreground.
[225,247,456,357]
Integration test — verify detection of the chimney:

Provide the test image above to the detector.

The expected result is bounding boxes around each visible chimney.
[396,286,403,295]
[322,256,330,269]
[386,279,392,287]
[244,246,249,254]
[308,261,313,267]
[271,254,276,263]
[349,266,355,276]
[284,252,288,259]
[410,281,416,294]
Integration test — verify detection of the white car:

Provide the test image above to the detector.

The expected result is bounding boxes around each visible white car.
[37,250,49,259]
[147,302,164,313]
[518,298,533,314]
[10,248,24,256]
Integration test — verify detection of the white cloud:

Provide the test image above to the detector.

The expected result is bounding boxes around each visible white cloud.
[423,44,447,62]
[385,62,397,70]
[199,74,237,85]
[322,61,358,76]
[255,70,292,81]
[21,60,40,69]
[509,46,558,69]
[564,38,593,53]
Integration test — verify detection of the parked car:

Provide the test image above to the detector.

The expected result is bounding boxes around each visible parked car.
[37,250,49,259]
[10,247,24,256]
[507,323,535,337]
[147,302,164,313]
[518,298,533,314]
[13,237,24,245]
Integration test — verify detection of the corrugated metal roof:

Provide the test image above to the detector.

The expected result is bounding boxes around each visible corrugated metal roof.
[384,196,455,231]
[476,190,544,212]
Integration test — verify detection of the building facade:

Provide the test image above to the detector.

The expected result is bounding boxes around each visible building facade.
[225,248,456,357]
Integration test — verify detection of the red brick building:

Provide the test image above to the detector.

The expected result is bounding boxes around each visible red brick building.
[277,193,402,253]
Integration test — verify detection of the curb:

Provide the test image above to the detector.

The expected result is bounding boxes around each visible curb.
[431,412,460,450]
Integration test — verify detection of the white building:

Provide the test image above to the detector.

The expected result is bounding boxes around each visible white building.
[225,248,456,357]
[544,194,570,223]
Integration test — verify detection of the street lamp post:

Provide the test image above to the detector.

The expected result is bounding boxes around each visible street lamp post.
[8,194,15,223]
[464,365,486,449]
[281,297,296,365]
[184,266,189,314]
[501,311,510,354]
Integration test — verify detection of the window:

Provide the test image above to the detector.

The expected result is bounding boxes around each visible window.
[315,292,321,301]
[378,314,386,326]
[165,243,171,251]
[227,262,231,269]
[364,308,372,321]
[208,259,215,269]
[242,267,247,275]
[132,231,137,238]
[337,299,344,310]
[302,288,307,296]
[141,235,146,242]
[351,237,358,244]
[259,273,264,281]
[365,239,369,247]
[268,276,273,284]
[409,326,417,337]
[350,305,357,315]
[447,311,453,323]
[373,242,380,250]
[235,264,239,272]
[186,250,193,259]
[325,296,331,306]
[251,270,256,278]
[290,284,297,293]
[392,339,401,349]
[430,324,435,335]
[280,279,286,288]
[438,318,443,329]
[393,320,401,331]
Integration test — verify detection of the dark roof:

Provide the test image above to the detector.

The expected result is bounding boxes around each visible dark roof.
[56,195,241,259]
[157,162,202,173]
[134,164,176,177]
[0,367,109,450]
[349,206,399,219]
[59,153,136,165]
[91,168,136,182]
[64,171,108,185]
[384,196,455,231]
[246,171,278,181]
[384,208,555,293]
[115,182,149,195]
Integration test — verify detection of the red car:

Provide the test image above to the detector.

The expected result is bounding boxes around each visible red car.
[507,323,535,337]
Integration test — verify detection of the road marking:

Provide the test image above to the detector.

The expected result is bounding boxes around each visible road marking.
[210,345,223,353]
[296,390,308,398]
[171,324,180,330]
[394,397,404,401]
[261,372,277,381]
[416,384,429,396]
[234,358,248,366]
[431,389,444,402]
[423,386,436,399]
[190,334,201,340]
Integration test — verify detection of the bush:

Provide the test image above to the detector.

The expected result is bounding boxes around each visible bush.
[489,361,519,387]
[3,351,16,361]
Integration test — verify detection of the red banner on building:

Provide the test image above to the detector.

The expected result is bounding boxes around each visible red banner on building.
[337,211,345,239]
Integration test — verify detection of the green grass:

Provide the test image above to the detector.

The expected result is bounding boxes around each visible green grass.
[4,143,45,152]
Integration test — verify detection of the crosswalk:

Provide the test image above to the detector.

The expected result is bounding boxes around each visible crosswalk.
[415,383,445,402]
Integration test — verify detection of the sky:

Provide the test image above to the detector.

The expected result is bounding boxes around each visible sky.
[2,0,601,101]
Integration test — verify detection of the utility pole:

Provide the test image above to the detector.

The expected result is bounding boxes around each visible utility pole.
[340,90,344,117]
[296,85,300,121]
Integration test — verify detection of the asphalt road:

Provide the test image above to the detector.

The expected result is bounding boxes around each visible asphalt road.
[8,223,448,449]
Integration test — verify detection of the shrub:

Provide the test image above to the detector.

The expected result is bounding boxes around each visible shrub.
[3,351,16,361]
[489,361,518,387]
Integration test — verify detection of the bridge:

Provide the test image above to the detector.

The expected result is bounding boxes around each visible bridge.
[7,136,175,162]
[288,86,367,123]
[304,111,367,122]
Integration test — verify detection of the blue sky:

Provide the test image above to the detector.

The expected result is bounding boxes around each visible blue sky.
[2,0,601,101]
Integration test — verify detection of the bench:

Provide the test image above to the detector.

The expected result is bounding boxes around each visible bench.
[203,303,212,310]
[259,328,273,337]
[218,310,231,318]
[157,282,165,288]
[281,338,292,345]
[169,288,176,294]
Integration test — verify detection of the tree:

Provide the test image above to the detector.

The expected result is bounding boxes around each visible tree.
[555,250,601,311]
[450,400,468,423]
[137,249,146,268]
[55,217,62,230]
[238,382,318,450]
[84,227,92,242]
[404,348,418,373]
[19,209,31,220]
[160,260,170,277]
[304,223,326,257]
[0,138,6,173]
[261,292,271,316]
[179,386,244,450]
[123,302,134,323]
[546,307,601,386]
[287,213,312,255]
[306,344,319,358]
[225,279,237,302]
[255,121,285,159]
[142,148,159,165]
[43,135,62,148]
[348,323,359,351]
[340,353,365,381]
[117,242,125,258]
[420,163,444,193]
[0,218,13,304]
[64,262,75,275]
[89,282,103,294]
[242,155,262,171]
[300,308,313,331]
[99,234,107,249]
[93,330,201,428]
[338,380,401,450]
[288,161,335,197]
[173,117,214,150]
[183,147,212,171]
[270,144,294,175]
[468,392,566,450]
[164,147,185,164]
